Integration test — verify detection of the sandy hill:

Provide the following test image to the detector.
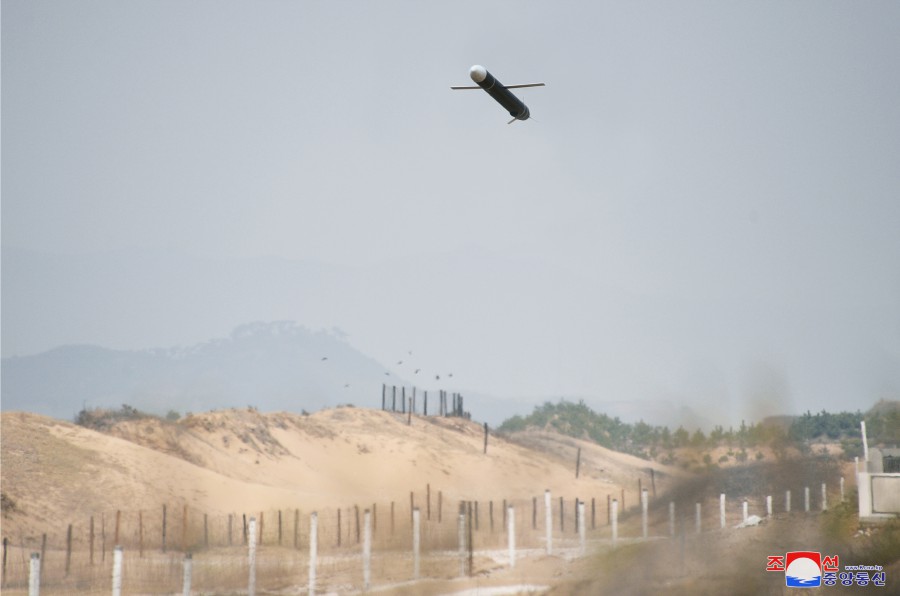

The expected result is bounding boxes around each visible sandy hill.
[1,407,678,541]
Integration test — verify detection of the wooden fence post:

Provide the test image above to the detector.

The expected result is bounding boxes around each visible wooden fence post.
[139,511,144,557]
[412,507,420,580]
[484,423,489,454]
[364,509,372,590]
[559,496,564,532]
[90,516,95,564]
[575,447,581,478]
[66,524,73,575]
[427,484,431,521]
[337,508,342,547]
[438,492,443,523]
[2,536,7,586]
[162,506,168,553]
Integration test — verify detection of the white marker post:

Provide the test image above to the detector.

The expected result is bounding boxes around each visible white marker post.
[112,546,123,596]
[248,518,257,596]
[669,502,675,538]
[364,509,373,590]
[578,501,586,556]
[508,505,516,568]
[742,500,748,523]
[28,553,40,596]
[804,487,810,513]
[611,499,619,548]
[766,495,773,518]
[719,494,726,529]
[183,553,192,596]
[544,490,553,555]
[785,490,791,513]
[861,421,869,463]
[840,476,845,501]
[641,489,649,539]
[309,512,318,596]
[412,507,420,580]
[458,509,466,577]
[821,483,827,511]
[695,503,701,534]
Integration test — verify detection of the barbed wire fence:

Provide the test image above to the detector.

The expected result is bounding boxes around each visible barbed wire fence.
[2,471,848,594]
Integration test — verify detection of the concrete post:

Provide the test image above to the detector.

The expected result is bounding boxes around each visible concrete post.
[544,490,552,555]
[28,553,40,596]
[508,505,516,567]
[248,518,257,596]
[309,513,318,596]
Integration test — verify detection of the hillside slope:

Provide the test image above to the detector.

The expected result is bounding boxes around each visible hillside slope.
[1,407,665,541]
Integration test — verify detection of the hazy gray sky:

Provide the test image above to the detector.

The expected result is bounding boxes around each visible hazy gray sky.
[3,1,899,424]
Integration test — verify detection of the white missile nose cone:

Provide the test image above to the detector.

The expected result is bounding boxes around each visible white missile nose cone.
[469,65,487,83]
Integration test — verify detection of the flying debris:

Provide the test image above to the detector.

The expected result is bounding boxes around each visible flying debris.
[452,65,545,124]
[435,374,440,381]
[397,360,403,365]
[321,357,328,361]
[414,369,421,374]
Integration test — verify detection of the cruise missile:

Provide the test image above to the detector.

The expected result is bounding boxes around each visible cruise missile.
[451,65,545,124]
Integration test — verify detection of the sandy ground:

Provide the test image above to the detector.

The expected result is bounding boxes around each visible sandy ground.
[2,408,662,541]
[3,408,897,594]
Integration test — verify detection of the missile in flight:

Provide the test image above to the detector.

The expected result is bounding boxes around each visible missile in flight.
[451,65,545,124]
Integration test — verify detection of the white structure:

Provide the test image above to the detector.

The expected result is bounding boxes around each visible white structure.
[858,433,900,523]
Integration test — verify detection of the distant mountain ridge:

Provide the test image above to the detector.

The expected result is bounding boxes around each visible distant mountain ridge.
[1,321,393,420]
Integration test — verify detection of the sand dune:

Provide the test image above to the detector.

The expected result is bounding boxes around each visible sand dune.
[1,407,675,541]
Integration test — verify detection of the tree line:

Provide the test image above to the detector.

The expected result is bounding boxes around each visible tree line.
[496,399,899,462]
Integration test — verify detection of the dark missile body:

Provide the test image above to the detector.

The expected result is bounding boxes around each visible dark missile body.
[472,67,530,121]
